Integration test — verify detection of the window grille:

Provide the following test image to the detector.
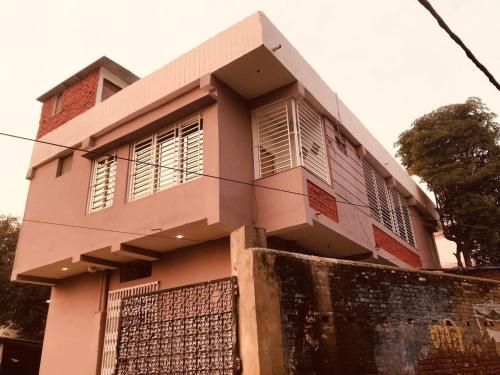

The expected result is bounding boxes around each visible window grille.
[252,98,329,183]
[362,160,381,221]
[253,100,294,178]
[296,100,330,183]
[100,281,159,375]
[130,113,203,200]
[89,154,117,212]
[362,159,415,246]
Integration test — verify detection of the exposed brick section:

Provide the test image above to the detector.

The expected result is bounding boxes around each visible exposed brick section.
[37,69,100,138]
[307,180,338,223]
[253,248,500,374]
[373,224,422,268]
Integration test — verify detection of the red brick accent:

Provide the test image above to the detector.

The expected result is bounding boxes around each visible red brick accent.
[307,181,339,223]
[373,225,422,268]
[37,69,100,138]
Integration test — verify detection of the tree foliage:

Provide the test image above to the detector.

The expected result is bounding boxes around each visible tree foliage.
[0,215,50,340]
[395,97,500,267]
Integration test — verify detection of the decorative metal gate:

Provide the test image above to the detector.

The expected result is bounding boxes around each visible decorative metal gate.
[114,277,238,375]
[101,282,160,375]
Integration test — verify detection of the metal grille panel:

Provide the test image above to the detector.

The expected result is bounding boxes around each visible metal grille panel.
[253,100,293,178]
[101,282,160,375]
[89,154,117,211]
[115,277,238,375]
[296,100,330,184]
[362,160,416,247]
[130,113,203,201]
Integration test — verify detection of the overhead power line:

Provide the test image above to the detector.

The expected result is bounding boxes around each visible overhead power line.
[417,0,500,92]
[0,131,497,234]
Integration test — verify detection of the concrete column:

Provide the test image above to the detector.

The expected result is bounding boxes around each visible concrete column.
[230,226,285,375]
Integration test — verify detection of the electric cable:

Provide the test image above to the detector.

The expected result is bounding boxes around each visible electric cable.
[0,131,497,234]
[417,0,500,91]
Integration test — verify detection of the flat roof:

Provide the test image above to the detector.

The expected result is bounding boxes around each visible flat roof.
[37,56,140,102]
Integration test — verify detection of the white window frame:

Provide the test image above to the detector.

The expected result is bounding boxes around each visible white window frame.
[128,112,203,201]
[88,153,117,212]
[252,98,330,184]
[362,159,416,247]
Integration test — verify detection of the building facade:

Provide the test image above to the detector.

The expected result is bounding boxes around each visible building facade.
[12,12,441,375]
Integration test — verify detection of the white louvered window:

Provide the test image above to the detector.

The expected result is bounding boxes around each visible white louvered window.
[296,100,330,183]
[362,159,416,247]
[252,98,329,183]
[89,154,117,212]
[100,282,159,375]
[130,113,203,200]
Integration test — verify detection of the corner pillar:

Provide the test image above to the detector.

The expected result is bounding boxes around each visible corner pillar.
[230,226,284,375]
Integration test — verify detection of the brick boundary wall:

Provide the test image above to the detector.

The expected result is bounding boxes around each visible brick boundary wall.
[37,69,100,138]
[248,247,500,374]
[373,225,422,268]
[307,180,338,223]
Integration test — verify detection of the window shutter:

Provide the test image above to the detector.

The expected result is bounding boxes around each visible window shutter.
[375,172,394,230]
[253,101,294,178]
[155,127,178,191]
[362,159,416,247]
[129,112,203,201]
[90,155,117,211]
[390,189,406,237]
[179,113,203,183]
[296,100,330,183]
[130,137,154,200]
[401,199,416,247]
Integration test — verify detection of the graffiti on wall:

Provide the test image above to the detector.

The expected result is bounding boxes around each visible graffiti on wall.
[429,320,465,352]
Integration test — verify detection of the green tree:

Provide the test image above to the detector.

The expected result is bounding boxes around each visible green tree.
[0,215,50,340]
[395,97,500,267]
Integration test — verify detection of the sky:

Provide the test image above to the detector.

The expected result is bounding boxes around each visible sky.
[0,0,498,265]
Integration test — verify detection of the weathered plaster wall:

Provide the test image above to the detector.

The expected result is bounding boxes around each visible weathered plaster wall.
[248,247,500,374]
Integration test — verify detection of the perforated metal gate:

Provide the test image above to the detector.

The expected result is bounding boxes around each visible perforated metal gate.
[101,282,160,375]
[114,277,238,375]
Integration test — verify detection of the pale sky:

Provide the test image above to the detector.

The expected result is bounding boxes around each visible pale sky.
[1,1,499,265]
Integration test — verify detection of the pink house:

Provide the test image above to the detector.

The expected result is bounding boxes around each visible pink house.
[12,12,440,375]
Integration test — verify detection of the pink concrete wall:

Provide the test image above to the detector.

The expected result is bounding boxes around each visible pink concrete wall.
[40,239,230,375]
[40,272,104,375]
[14,79,439,282]
[13,89,221,277]
[215,81,254,229]
[108,238,231,291]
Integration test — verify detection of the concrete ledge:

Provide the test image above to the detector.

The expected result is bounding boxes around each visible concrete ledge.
[250,247,500,284]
